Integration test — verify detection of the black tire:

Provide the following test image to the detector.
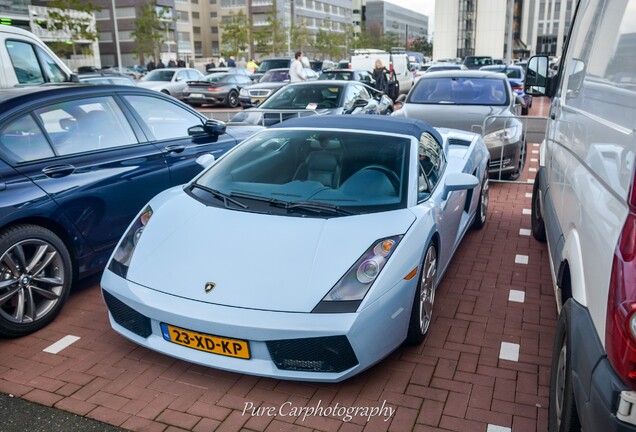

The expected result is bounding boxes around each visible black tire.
[549,300,581,432]
[0,225,72,337]
[406,243,437,345]
[532,170,547,242]
[472,171,489,230]
[227,90,239,108]
[189,102,202,108]
[161,90,170,95]
[505,141,526,181]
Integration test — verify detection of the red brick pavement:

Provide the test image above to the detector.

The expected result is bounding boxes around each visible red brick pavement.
[0,99,556,432]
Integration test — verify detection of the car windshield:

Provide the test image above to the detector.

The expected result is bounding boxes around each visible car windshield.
[319,71,353,80]
[257,59,290,73]
[191,129,410,215]
[409,77,509,105]
[260,84,343,109]
[260,70,289,82]
[143,70,175,82]
[464,57,492,68]
[482,67,523,79]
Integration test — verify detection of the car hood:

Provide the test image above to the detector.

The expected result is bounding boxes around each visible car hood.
[398,103,511,134]
[126,192,415,313]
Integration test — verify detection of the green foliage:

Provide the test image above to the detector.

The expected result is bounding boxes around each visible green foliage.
[221,9,249,57]
[291,23,311,54]
[252,6,286,57]
[131,1,169,64]
[46,0,100,56]
[409,36,433,57]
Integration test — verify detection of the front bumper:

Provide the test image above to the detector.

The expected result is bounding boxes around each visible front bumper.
[101,269,416,382]
[486,139,524,174]
[183,94,227,105]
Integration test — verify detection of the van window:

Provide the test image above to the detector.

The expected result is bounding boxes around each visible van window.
[5,40,46,85]
[36,47,68,83]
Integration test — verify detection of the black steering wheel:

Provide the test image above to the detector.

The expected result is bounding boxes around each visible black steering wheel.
[359,165,400,191]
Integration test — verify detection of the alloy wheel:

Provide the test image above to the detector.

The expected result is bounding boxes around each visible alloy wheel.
[555,342,568,429]
[419,245,437,334]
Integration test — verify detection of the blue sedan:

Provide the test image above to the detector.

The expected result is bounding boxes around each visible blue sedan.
[101,116,490,382]
[0,84,261,336]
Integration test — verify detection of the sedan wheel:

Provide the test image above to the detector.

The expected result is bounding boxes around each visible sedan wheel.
[0,225,72,337]
[406,244,437,345]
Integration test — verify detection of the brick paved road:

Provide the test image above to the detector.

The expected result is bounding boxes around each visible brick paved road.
[0,98,555,432]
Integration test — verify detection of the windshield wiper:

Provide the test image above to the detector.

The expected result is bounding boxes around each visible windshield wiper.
[230,191,290,206]
[230,193,357,216]
[190,184,248,209]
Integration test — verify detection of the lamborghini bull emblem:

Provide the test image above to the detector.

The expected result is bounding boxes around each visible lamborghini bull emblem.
[204,282,216,293]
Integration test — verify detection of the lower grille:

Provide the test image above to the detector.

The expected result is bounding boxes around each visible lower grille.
[102,290,152,338]
[266,336,358,373]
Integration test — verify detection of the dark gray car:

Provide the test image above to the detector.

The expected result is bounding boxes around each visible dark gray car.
[392,70,525,179]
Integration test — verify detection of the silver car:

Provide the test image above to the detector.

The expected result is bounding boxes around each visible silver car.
[137,68,204,100]
[393,70,525,179]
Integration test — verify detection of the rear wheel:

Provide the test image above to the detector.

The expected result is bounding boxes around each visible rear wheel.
[0,225,72,337]
[227,90,239,108]
[532,170,547,242]
[472,172,489,229]
[406,244,437,345]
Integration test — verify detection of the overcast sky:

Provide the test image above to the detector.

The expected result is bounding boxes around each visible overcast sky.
[385,0,435,38]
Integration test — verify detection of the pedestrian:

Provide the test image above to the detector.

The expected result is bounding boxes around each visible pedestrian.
[237,57,247,69]
[227,55,236,67]
[372,59,389,94]
[156,59,165,69]
[146,59,155,71]
[247,58,258,73]
[168,58,176,68]
[177,57,186,68]
[290,51,307,83]
[218,54,226,68]
[205,58,216,72]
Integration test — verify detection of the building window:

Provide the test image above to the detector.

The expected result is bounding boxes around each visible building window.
[209,0,216,3]
[95,9,110,20]
[211,26,218,34]
[192,0,199,3]
[177,10,189,23]
[210,12,217,18]
[195,41,202,56]
[192,12,200,19]
[98,31,112,42]
[193,26,201,34]
[118,30,134,42]
[115,6,136,19]
[221,0,246,7]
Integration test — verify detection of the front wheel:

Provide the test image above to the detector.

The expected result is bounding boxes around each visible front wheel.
[472,172,489,229]
[0,225,72,337]
[406,244,437,345]
[549,300,581,432]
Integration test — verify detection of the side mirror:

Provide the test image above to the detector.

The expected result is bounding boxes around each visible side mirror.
[353,98,369,108]
[525,55,550,96]
[442,173,479,200]
[195,153,215,168]
[188,119,226,137]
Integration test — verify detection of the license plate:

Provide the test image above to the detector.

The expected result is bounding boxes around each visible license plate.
[160,323,250,359]
[190,93,204,98]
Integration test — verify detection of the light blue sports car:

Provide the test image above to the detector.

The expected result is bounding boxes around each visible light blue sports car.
[101,115,490,382]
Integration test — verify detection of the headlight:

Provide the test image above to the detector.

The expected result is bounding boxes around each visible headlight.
[108,206,153,278]
[239,88,248,96]
[312,235,402,313]
[483,126,521,147]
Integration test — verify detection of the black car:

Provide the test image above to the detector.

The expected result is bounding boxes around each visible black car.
[0,84,261,337]
[318,69,375,87]
[239,68,318,108]
[250,57,292,81]
[183,73,253,107]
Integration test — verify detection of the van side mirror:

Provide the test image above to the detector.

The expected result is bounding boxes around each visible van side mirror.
[525,55,550,96]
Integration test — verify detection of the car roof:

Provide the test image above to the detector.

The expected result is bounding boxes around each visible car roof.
[481,65,523,70]
[270,115,443,143]
[420,70,507,79]
[286,81,349,87]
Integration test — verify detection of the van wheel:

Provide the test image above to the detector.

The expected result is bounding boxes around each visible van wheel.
[406,243,437,345]
[0,225,72,337]
[532,170,547,242]
[549,300,581,432]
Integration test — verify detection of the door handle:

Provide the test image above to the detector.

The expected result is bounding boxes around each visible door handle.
[42,164,75,178]
[165,144,186,154]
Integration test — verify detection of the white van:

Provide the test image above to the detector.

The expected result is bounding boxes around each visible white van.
[350,50,413,95]
[0,25,75,87]
[526,0,636,430]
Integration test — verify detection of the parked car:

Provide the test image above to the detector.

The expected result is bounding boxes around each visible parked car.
[101,115,490,382]
[0,25,75,87]
[101,66,141,80]
[230,81,394,126]
[0,84,262,337]
[250,57,292,81]
[78,72,137,86]
[525,0,636,430]
[425,63,466,74]
[392,70,525,180]
[183,73,253,108]
[318,69,375,87]
[137,68,204,100]
[463,56,493,70]
[205,66,252,77]
[239,68,318,108]
[309,59,336,72]
[480,65,533,114]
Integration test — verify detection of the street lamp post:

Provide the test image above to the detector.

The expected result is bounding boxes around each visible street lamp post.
[111,0,122,67]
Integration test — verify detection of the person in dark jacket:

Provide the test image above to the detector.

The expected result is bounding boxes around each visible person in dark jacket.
[177,58,186,68]
[372,59,389,94]
[156,59,165,69]
[168,58,176,68]
[146,59,155,71]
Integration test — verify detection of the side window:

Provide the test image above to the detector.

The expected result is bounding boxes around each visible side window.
[176,71,188,82]
[187,70,200,80]
[35,97,137,155]
[5,40,45,85]
[418,132,445,197]
[356,84,371,99]
[124,95,203,140]
[0,115,55,163]
[36,47,69,83]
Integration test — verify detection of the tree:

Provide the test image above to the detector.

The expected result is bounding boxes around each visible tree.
[46,0,100,57]
[221,9,249,57]
[409,36,433,57]
[252,5,286,57]
[291,22,311,54]
[132,1,169,64]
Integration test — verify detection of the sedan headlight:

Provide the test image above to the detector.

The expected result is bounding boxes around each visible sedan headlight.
[239,88,248,96]
[483,126,522,147]
[108,206,153,278]
[312,235,402,313]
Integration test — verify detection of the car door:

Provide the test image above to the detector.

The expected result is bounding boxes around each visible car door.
[122,93,238,185]
[1,94,171,253]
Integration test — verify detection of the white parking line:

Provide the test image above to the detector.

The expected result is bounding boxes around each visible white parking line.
[530,158,538,162]
[532,143,540,147]
[529,167,537,172]
[515,254,529,265]
[532,150,539,154]
[499,342,520,362]
[509,290,526,303]
[43,335,80,354]
[527,179,535,184]
[525,192,532,198]
[488,425,512,432]
[519,228,531,236]
[522,208,531,215]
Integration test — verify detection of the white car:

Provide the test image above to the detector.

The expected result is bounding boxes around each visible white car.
[137,68,203,99]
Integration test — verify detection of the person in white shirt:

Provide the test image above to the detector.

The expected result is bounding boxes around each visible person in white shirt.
[289,51,307,83]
